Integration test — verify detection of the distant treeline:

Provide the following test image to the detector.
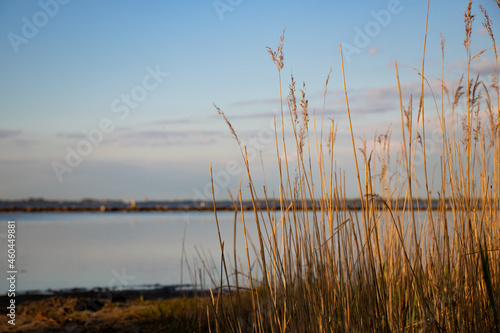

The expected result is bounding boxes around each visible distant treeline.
[0,198,497,212]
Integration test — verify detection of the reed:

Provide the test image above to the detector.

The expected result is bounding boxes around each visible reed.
[202,1,500,331]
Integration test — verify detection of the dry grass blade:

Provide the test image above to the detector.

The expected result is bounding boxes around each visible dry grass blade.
[198,2,500,332]
[267,29,285,71]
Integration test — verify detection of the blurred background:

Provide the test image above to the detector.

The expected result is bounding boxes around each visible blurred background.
[0,0,497,201]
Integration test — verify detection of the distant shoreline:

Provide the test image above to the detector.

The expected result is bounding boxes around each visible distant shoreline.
[0,284,198,305]
[0,199,494,212]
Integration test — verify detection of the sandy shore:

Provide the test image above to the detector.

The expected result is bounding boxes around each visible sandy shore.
[0,285,207,332]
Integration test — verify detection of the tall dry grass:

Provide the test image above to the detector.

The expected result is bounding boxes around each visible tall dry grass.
[201,1,500,331]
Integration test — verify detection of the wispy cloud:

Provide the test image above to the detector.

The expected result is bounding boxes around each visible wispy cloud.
[362,81,441,101]
[226,78,445,121]
[54,123,223,148]
[150,118,194,125]
[224,111,280,119]
[230,98,281,107]
[448,57,497,77]
[56,132,85,139]
[124,129,218,139]
[114,129,220,147]
[0,129,21,139]
[12,138,40,147]
[322,79,453,120]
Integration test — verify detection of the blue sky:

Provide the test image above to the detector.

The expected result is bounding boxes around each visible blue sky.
[0,0,498,201]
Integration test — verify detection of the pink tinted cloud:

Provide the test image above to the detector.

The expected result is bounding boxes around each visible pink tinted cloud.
[326,80,443,117]
[448,57,497,77]
[368,46,379,55]
[476,28,488,36]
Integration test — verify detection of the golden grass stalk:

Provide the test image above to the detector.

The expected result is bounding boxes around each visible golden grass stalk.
[197,2,500,332]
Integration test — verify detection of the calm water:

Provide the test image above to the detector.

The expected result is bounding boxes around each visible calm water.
[0,210,457,294]
[0,211,253,294]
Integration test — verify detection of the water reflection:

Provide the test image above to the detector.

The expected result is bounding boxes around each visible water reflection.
[0,212,247,293]
[0,209,457,294]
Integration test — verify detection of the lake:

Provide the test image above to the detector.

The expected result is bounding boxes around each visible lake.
[0,209,455,294]
[0,211,256,294]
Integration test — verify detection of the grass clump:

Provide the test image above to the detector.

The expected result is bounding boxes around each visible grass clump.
[201,1,500,332]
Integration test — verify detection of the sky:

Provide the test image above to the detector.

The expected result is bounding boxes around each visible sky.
[0,0,498,201]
